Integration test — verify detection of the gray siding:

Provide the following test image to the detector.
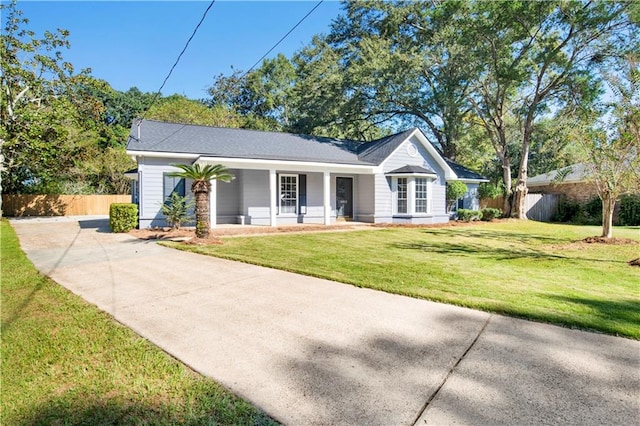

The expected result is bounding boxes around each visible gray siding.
[216,168,241,216]
[240,170,271,225]
[138,157,194,228]
[374,136,448,223]
[357,174,375,222]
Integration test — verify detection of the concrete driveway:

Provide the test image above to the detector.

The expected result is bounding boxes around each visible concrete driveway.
[10,217,640,425]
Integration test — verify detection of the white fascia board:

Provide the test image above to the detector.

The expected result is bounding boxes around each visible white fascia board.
[196,156,378,174]
[386,172,438,178]
[379,128,457,180]
[448,178,490,184]
[126,150,200,160]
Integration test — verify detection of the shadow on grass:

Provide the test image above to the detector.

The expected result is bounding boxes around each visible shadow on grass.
[392,240,568,262]
[18,386,277,426]
[419,227,563,245]
[393,239,628,264]
[549,295,640,332]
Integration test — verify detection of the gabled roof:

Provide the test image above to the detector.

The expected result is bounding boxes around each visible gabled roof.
[357,129,417,164]
[126,120,486,181]
[528,163,589,186]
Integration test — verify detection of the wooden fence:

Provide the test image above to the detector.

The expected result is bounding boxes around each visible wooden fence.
[480,194,559,221]
[2,194,131,217]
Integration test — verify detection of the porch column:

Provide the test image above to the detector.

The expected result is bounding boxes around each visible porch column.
[269,169,277,227]
[323,171,331,225]
[209,178,217,228]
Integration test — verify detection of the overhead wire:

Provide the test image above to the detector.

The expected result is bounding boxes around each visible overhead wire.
[140,0,217,122]
[241,0,324,78]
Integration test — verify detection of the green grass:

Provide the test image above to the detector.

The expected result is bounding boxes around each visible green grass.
[167,221,640,339]
[1,219,276,425]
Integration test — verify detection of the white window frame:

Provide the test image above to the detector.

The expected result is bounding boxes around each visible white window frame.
[279,174,298,215]
[393,176,432,215]
[396,177,408,214]
[415,177,429,213]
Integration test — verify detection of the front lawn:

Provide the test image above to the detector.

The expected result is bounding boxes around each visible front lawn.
[0,219,275,425]
[168,221,640,339]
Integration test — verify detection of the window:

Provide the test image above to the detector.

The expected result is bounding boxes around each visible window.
[279,174,297,214]
[415,178,428,213]
[394,176,430,214]
[397,177,407,214]
[163,173,185,202]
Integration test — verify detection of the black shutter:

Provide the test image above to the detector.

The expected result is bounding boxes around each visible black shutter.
[299,174,307,214]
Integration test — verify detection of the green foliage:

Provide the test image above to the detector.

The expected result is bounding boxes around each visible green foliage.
[480,208,502,221]
[619,195,640,226]
[446,181,468,210]
[457,209,482,222]
[160,192,193,230]
[109,203,138,233]
[553,199,582,223]
[169,163,234,238]
[0,2,135,194]
[478,182,503,200]
[553,197,602,225]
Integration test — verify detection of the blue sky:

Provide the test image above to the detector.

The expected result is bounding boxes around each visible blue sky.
[12,1,343,99]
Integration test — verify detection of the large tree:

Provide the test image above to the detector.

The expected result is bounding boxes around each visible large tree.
[1,1,136,195]
[577,57,640,238]
[290,0,481,154]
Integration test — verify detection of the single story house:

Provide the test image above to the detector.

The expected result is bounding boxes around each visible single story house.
[125,120,487,228]
[528,163,598,203]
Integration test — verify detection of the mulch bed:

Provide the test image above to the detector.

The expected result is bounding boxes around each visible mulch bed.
[581,236,639,245]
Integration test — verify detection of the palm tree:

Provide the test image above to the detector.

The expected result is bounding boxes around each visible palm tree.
[169,163,234,238]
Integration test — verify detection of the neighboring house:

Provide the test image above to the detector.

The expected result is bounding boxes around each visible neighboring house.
[125,120,487,228]
[528,163,598,203]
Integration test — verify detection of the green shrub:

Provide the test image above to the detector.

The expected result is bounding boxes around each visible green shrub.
[457,208,482,222]
[480,208,502,221]
[553,198,581,222]
[619,194,640,226]
[478,182,503,200]
[160,193,193,230]
[446,181,468,211]
[109,203,138,233]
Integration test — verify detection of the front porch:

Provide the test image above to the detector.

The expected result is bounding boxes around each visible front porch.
[208,167,376,227]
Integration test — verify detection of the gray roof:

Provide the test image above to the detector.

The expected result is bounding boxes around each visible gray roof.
[128,120,373,165]
[443,158,486,181]
[387,165,436,175]
[357,129,417,164]
[126,120,486,180]
[528,163,590,186]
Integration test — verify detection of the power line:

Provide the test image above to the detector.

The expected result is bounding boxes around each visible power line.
[141,0,216,120]
[241,0,324,78]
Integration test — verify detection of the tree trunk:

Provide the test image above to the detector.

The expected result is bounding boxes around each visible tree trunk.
[501,155,512,217]
[601,193,615,238]
[514,134,532,219]
[194,189,210,239]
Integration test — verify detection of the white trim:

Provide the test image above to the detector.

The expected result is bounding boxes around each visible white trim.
[199,156,378,174]
[448,178,490,184]
[386,172,438,178]
[323,171,331,225]
[269,169,277,227]
[127,151,199,160]
[209,179,217,228]
[278,174,298,215]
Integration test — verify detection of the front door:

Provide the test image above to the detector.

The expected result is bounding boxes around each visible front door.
[336,177,353,219]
